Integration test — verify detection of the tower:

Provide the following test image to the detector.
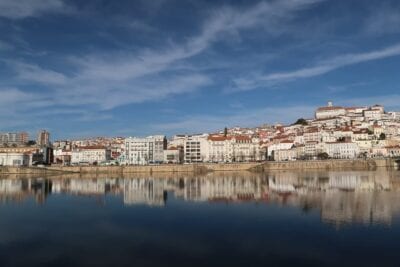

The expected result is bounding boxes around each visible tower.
[37,130,50,147]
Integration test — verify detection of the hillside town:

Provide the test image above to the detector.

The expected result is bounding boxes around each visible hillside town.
[1,102,400,167]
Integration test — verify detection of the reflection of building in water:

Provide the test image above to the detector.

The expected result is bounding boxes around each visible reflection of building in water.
[52,178,121,196]
[320,191,395,226]
[69,179,106,195]
[123,178,167,206]
[0,178,51,204]
[182,176,265,202]
[268,172,300,193]
[0,179,29,203]
[268,171,400,226]
[328,173,376,191]
[1,171,400,227]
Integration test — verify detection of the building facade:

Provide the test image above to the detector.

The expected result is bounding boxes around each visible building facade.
[0,153,30,166]
[37,130,50,147]
[71,146,111,164]
[124,135,167,165]
[184,134,209,163]
[325,142,359,159]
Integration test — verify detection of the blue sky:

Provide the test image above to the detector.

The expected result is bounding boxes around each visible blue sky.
[1,0,400,139]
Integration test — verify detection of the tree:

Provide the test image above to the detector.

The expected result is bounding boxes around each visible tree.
[224,127,228,137]
[293,118,308,126]
[27,140,36,146]
[317,152,329,160]
[379,133,386,140]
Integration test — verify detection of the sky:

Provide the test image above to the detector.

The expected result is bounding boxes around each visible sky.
[1,0,400,139]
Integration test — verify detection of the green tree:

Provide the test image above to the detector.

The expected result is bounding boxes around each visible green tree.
[27,140,36,146]
[224,127,228,137]
[317,152,329,160]
[293,118,308,126]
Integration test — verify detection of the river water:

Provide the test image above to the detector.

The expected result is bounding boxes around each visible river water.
[0,170,400,266]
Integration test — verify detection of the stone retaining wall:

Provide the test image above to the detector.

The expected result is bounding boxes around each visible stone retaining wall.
[252,159,396,172]
[0,159,396,175]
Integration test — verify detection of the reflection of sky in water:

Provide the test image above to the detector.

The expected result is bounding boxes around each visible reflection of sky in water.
[0,171,400,266]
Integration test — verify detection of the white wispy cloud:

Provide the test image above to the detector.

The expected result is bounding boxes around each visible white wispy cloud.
[3,0,322,111]
[60,73,212,109]
[0,87,51,129]
[6,61,67,85]
[364,4,400,35]
[185,0,324,57]
[232,43,400,91]
[0,0,66,19]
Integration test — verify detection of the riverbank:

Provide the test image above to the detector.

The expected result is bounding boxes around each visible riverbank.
[252,158,398,172]
[0,158,398,176]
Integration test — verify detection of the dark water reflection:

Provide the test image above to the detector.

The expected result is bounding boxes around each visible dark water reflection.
[1,170,400,266]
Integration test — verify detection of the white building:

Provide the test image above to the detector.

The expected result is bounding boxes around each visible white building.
[267,141,294,158]
[231,136,260,162]
[71,146,111,164]
[124,135,166,165]
[352,129,370,141]
[53,149,72,165]
[273,149,297,161]
[325,142,359,159]
[315,102,346,119]
[364,108,383,121]
[163,147,182,164]
[388,111,400,120]
[304,141,320,157]
[207,135,232,162]
[184,134,209,163]
[0,153,30,166]
[304,129,321,142]
[169,135,187,148]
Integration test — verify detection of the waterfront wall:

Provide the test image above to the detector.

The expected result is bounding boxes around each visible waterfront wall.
[0,159,397,175]
[0,166,65,176]
[46,162,260,174]
[253,159,396,172]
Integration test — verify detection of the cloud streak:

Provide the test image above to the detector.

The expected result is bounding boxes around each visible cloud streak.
[0,0,66,19]
[232,43,400,91]
[3,0,323,110]
[7,61,67,85]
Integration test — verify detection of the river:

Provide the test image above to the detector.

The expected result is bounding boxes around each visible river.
[0,170,399,266]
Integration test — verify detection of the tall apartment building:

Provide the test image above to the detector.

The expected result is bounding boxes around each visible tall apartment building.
[183,134,209,163]
[124,135,167,165]
[37,130,50,147]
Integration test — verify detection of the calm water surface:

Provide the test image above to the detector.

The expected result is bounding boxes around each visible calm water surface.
[1,170,400,267]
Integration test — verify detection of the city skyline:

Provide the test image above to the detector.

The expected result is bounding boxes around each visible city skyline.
[1,0,400,139]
